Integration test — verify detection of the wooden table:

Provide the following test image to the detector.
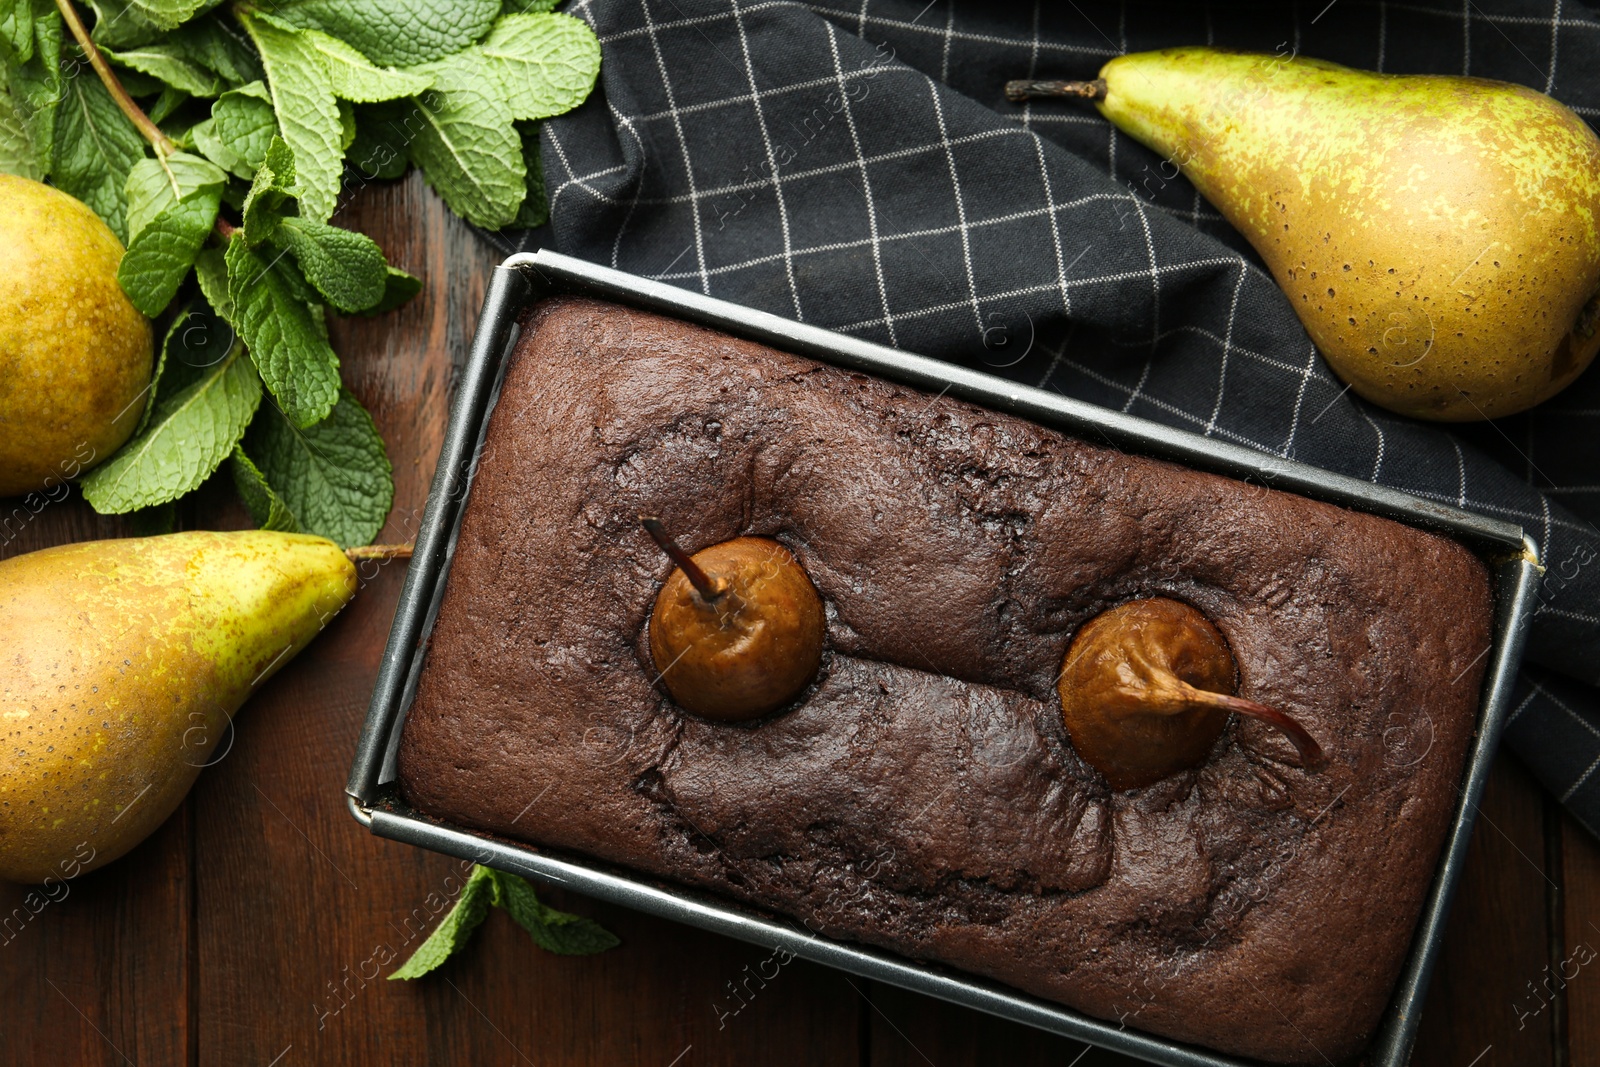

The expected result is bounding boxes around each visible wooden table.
[1,174,1589,1066]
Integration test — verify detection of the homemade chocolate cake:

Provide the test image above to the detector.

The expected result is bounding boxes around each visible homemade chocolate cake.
[396,296,1494,1063]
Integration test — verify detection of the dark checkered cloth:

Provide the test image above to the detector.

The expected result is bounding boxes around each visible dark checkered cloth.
[496,0,1600,835]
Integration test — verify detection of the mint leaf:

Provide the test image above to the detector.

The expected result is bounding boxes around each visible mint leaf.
[188,115,241,177]
[407,51,523,228]
[273,0,499,68]
[193,243,230,317]
[105,65,164,97]
[240,133,295,244]
[164,301,235,391]
[119,179,222,316]
[501,0,563,12]
[81,344,261,513]
[156,110,199,149]
[247,385,392,547]
[119,188,220,315]
[168,13,261,85]
[207,79,275,177]
[1,0,34,63]
[133,310,177,435]
[138,301,233,433]
[104,42,220,96]
[119,0,220,33]
[388,865,495,981]
[52,64,146,241]
[230,445,299,531]
[239,11,438,218]
[275,215,387,312]
[0,81,42,179]
[358,265,421,316]
[8,7,61,177]
[386,865,619,982]
[85,0,162,50]
[489,870,620,956]
[124,150,226,242]
[121,155,226,315]
[512,122,546,228]
[300,28,431,103]
[337,96,354,150]
[147,84,185,124]
[480,13,598,122]
[224,230,341,428]
[238,9,342,222]
[346,100,412,181]
[272,246,322,306]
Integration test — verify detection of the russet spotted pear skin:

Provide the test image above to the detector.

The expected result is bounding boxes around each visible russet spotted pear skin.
[0,531,355,883]
[0,175,153,496]
[1096,48,1600,420]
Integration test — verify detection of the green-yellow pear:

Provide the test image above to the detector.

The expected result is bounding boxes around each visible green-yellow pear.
[1047,49,1600,421]
[0,531,356,883]
[0,175,153,497]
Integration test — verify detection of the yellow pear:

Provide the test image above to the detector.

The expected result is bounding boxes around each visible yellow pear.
[1043,49,1600,420]
[0,175,153,496]
[0,531,355,883]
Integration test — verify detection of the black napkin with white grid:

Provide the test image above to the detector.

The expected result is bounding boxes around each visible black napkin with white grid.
[497,0,1600,835]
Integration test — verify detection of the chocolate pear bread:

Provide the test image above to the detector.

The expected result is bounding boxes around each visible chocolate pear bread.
[396,296,1494,1064]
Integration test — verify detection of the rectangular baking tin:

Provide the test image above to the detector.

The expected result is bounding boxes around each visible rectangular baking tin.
[347,250,1542,1067]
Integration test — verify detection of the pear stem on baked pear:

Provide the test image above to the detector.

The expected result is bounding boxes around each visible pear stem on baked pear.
[641,516,729,602]
[1106,621,1328,772]
[1060,597,1328,790]
[1005,78,1107,103]
[1170,687,1326,771]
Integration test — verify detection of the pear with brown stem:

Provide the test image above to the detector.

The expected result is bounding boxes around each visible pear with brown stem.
[643,517,825,722]
[1009,49,1600,421]
[1059,597,1325,790]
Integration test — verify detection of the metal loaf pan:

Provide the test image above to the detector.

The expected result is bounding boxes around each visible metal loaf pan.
[346,249,1542,1067]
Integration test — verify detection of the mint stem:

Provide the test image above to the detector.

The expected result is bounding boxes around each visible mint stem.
[52,0,178,158]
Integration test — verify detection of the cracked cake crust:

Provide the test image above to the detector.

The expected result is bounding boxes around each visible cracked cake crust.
[396,296,1493,1064]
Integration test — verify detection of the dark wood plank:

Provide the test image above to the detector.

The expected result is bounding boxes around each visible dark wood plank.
[0,808,189,1066]
[0,491,134,562]
[1561,808,1600,1062]
[1413,754,1561,1067]
[866,979,1145,1067]
[434,900,860,1066]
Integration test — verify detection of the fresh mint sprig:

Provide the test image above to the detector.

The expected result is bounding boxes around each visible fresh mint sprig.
[389,864,620,981]
[0,0,601,547]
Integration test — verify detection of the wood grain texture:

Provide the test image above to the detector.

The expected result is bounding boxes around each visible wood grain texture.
[1414,757,1559,1067]
[1561,811,1600,1063]
[0,806,189,1066]
[865,979,1145,1067]
[0,168,1579,1067]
